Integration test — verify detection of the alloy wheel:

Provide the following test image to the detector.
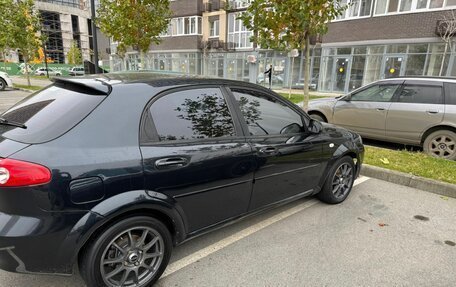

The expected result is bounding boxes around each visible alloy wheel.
[331,163,354,199]
[428,135,456,159]
[100,226,165,287]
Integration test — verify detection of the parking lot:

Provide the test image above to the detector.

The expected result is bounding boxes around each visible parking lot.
[0,177,455,287]
[0,89,455,286]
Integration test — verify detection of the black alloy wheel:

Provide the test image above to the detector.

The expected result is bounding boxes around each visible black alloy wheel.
[318,156,355,204]
[80,216,172,287]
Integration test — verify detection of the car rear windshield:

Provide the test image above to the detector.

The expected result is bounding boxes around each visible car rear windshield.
[0,84,106,144]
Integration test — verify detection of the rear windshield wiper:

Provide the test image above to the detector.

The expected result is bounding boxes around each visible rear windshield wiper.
[0,117,27,129]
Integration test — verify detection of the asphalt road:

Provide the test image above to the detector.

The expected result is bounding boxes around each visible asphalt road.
[0,178,455,287]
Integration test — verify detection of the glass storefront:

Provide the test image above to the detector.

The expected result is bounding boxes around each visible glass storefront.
[319,42,454,93]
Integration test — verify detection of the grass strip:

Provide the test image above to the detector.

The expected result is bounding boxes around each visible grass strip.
[364,146,456,185]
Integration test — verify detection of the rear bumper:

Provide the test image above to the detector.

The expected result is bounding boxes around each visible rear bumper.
[0,211,86,275]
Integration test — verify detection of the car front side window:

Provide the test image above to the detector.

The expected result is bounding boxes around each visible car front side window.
[351,84,401,102]
[231,88,304,136]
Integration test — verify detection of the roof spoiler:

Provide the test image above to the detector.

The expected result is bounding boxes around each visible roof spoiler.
[52,77,111,95]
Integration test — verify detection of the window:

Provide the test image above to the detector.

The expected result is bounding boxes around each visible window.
[336,0,373,20]
[444,83,456,105]
[228,13,253,49]
[375,0,449,15]
[150,88,235,141]
[231,89,304,136]
[210,20,220,38]
[397,85,443,104]
[162,16,202,37]
[351,84,401,102]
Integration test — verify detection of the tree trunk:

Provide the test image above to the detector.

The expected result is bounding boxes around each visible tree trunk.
[2,52,7,73]
[302,36,310,110]
[439,42,448,76]
[288,55,295,99]
[24,55,31,87]
[140,51,146,70]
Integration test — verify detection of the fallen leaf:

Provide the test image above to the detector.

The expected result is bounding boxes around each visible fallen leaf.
[440,196,449,201]
[378,223,389,227]
[380,158,390,164]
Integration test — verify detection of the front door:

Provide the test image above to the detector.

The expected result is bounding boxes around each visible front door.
[333,81,403,139]
[333,57,350,93]
[228,87,327,211]
[140,87,255,233]
[383,56,404,79]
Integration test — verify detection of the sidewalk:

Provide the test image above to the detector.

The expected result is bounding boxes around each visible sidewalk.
[273,88,340,97]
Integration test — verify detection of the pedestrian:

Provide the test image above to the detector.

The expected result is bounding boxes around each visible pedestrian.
[264,64,273,89]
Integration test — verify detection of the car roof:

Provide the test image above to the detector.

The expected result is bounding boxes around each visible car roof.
[377,76,456,84]
[53,71,271,94]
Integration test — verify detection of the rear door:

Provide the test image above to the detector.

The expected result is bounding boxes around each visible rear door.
[140,86,255,233]
[333,81,403,139]
[386,80,444,144]
[228,87,327,211]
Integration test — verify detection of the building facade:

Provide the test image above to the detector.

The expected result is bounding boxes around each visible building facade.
[113,0,456,94]
[6,0,109,65]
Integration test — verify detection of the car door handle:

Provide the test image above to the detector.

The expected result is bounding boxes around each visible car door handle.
[426,110,439,114]
[376,108,386,111]
[258,147,278,156]
[155,157,188,169]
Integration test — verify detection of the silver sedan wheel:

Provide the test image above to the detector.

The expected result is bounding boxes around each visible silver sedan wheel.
[424,130,456,160]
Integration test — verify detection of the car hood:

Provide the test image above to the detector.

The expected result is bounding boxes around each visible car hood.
[319,122,358,140]
[308,97,338,110]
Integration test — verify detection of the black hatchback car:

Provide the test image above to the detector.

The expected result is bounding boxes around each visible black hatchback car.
[0,73,364,287]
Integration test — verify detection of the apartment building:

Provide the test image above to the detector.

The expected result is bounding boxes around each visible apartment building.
[7,0,109,65]
[114,0,456,94]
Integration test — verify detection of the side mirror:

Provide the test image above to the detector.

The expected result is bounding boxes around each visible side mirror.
[280,123,303,134]
[343,94,351,101]
[308,119,322,134]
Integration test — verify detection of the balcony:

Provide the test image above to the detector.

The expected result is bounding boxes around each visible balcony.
[203,0,226,12]
[227,0,252,10]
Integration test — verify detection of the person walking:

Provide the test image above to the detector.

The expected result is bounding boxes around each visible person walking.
[264,64,273,89]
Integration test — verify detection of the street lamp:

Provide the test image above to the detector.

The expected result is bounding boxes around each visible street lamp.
[90,0,99,74]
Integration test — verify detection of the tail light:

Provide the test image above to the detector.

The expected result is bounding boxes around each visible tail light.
[0,158,51,187]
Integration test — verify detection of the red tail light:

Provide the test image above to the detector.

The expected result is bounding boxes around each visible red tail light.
[0,158,51,187]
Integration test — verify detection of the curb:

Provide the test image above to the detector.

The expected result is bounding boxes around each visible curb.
[360,164,456,199]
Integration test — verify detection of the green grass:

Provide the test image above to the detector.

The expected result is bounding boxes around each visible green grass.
[13,84,42,91]
[364,146,456,185]
[278,93,327,104]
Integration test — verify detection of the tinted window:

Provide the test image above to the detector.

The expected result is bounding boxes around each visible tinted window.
[445,83,456,105]
[232,89,303,136]
[351,84,400,102]
[0,85,105,144]
[397,85,443,104]
[150,88,235,141]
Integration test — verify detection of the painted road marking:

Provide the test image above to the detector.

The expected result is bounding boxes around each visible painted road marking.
[162,176,371,278]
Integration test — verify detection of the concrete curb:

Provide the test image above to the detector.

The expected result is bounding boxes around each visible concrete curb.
[12,87,34,93]
[360,164,456,198]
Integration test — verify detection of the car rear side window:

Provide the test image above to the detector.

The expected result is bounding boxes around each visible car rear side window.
[231,88,304,136]
[0,84,105,144]
[397,85,443,104]
[149,88,236,141]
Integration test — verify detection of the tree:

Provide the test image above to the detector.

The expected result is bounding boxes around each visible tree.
[97,0,172,70]
[9,0,42,86]
[239,0,347,109]
[437,10,456,76]
[0,0,14,73]
[67,41,82,65]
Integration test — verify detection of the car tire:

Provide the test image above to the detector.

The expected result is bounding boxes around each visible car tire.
[79,216,172,287]
[423,130,456,160]
[317,156,355,204]
[309,113,326,122]
[56,73,61,76]
[0,78,6,91]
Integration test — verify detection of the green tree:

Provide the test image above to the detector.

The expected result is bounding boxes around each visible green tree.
[67,41,82,65]
[0,0,14,73]
[10,0,42,86]
[239,0,347,108]
[97,0,172,70]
